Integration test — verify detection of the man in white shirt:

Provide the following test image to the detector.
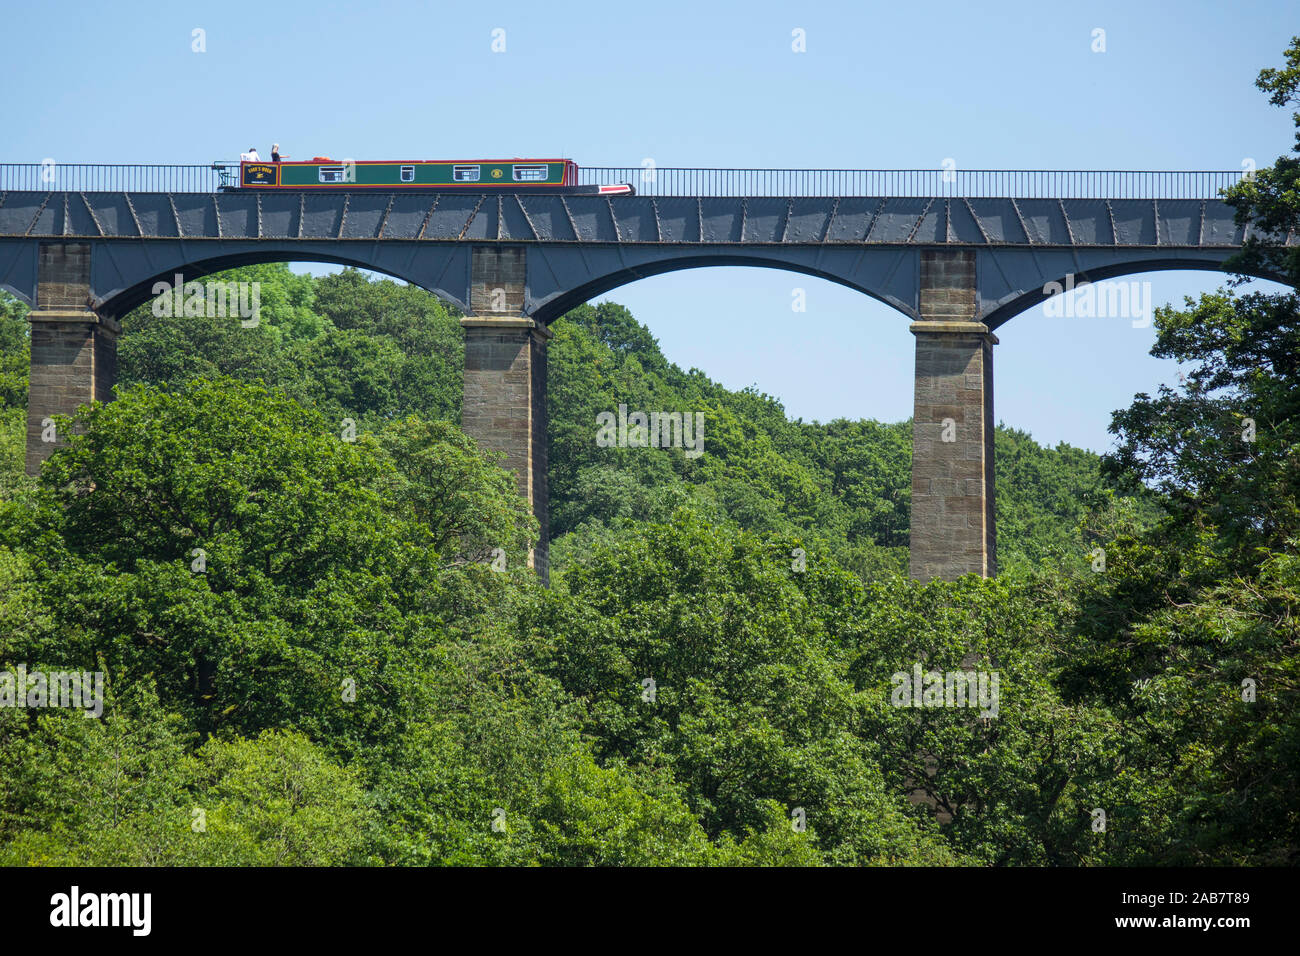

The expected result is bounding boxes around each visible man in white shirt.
[240,146,261,162]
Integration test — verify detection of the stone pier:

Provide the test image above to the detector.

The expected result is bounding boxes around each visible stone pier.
[909,249,997,581]
[25,242,119,475]
[460,247,550,581]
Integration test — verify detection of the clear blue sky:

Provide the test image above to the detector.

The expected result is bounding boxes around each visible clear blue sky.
[2,0,1293,451]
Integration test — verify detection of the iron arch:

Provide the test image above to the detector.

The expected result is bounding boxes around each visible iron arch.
[526,245,922,325]
[977,250,1293,330]
[87,240,471,320]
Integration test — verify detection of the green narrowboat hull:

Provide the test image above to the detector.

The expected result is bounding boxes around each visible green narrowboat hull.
[242,159,570,189]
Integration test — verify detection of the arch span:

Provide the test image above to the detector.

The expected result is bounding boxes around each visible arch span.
[79,239,473,319]
[525,245,922,325]
[976,248,1292,330]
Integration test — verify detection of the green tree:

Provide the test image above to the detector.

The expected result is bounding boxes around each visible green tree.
[5,378,445,752]
[532,511,960,865]
[1066,36,1300,864]
[0,687,373,866]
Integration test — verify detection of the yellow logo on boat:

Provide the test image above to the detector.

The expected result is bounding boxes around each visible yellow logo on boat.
[490,168,503,179]
[242,164,277,185]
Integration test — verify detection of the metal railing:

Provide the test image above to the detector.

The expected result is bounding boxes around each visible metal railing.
[0,162,1244,199]
[0,162,233,192]
[579,167,1245,199]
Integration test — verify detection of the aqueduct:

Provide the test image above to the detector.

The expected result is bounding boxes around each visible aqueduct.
[0,165,1283,582]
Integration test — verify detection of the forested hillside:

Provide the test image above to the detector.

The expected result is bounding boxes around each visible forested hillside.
[0,40,1296,869]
